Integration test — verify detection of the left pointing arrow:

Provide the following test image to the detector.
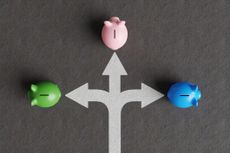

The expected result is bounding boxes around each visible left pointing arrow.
[65,83,108,108]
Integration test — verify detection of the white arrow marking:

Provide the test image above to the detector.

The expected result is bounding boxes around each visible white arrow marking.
[121,83,164,108]
[66,83,108,108]
[65,53,164,153]
[102,53,127,94]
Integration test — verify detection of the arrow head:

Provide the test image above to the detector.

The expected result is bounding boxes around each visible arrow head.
[65,83,89,108]
[141,83,164,108]
[102,53,127,76]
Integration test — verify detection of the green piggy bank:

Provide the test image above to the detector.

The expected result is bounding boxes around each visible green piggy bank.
[28,81,61,108]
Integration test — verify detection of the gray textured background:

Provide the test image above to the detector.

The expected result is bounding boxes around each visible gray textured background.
[0,0,230,153]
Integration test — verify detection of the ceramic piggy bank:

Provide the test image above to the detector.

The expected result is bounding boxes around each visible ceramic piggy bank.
[28,81,61,108]
[167,82,201,108]
[101,17,128,50]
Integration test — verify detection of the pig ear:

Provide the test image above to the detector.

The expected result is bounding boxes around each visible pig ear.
[192,99,199,107]
[190,85,198,91]
[31,99,38,106]
[31,84,37,92]
[104,21,112,26]
[119,21,126,25]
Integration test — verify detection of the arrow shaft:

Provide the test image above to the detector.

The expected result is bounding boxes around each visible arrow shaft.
[88,89,108,102]
[120,90,143,103]
[109,76,121,94]
[108,104,123,153]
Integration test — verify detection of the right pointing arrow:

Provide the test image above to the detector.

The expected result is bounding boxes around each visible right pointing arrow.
[120,83,164,108]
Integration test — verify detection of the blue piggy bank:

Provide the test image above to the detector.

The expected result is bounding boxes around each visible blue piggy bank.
[167,82,201,108]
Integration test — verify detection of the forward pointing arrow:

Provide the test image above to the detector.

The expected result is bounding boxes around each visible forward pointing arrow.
[102,53,127,94]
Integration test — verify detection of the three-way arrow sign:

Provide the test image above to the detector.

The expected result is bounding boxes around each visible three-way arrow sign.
[66,53,164,153]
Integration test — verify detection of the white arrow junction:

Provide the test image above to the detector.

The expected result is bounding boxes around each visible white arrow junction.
[66,53,164,153]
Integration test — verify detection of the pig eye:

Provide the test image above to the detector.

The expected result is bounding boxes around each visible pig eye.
[104,21,112,26]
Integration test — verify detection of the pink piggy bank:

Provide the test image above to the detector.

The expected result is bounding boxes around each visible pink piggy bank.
[101,17,128,50]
